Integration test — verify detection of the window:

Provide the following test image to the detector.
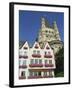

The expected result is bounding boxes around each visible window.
[45,30,48,33]
[49,71,52,76]
[24,51,27,56]
[45,51,47,55]
[49,60,52,64]
[19,50,22,55]
[44,72,47,76]
[34,72,38,76]
[45,60,48,64]
[38,72,41,76]
[39,59,42,64]
[37,51,40,54]
[19,60,21,65]
[21,71,25,77]
[46,35,48,37]
[35,59,38,64]
[23,60,26,65]
[33,50,36,54]
[29,71,33,76]
[30,59,34,64]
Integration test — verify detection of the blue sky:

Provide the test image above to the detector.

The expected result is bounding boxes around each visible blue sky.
[19,10,64,45]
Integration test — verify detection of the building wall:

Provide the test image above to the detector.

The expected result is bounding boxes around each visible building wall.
[19,42,56,79]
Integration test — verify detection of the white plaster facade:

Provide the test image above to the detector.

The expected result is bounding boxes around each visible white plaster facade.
[19,41,56,79]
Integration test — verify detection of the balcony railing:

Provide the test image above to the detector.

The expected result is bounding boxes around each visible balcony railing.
[44,55,52,58]
[45,64,54,67]
[29,64,43,67]
[19,65,27,68]
[32,54,41,58]
[19,55,28,59]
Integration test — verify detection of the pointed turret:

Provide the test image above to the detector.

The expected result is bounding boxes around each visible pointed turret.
[53,21,61,41]
[41,17,46,29]
[53,21,58,32]
[41,17,50,29]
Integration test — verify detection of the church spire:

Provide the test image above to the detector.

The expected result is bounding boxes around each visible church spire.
[53,21,61,41]
[41,17,46,29]
[53,21,58,31]
[41,17,50,29]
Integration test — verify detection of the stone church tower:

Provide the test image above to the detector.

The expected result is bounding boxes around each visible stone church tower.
[38,17,63,54]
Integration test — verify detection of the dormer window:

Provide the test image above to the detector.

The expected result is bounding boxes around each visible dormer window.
[24,47,28,49]
[35,44,39,48]
[46,46,50,49]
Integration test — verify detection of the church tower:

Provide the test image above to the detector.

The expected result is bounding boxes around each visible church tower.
[38,17,49,48]
[38,17,63,54]
[53,21,61,41]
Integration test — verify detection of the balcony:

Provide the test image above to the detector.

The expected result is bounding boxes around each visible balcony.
[19,65,27,68]
[23,56,28,59]
[19,76,26,79]
[29,64,43,67]
[32,54,41,58]
[45,64,54,67]
[19,55,28,59]
[28,76,42,79]
[44,55,52,58]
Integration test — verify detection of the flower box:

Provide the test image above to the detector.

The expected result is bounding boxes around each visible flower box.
[23,56,28,58]
[19,65,27,68]
[45,64,54,67]
[29,64,43,67]
[32,54,41,58]
[44,55,52,58]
